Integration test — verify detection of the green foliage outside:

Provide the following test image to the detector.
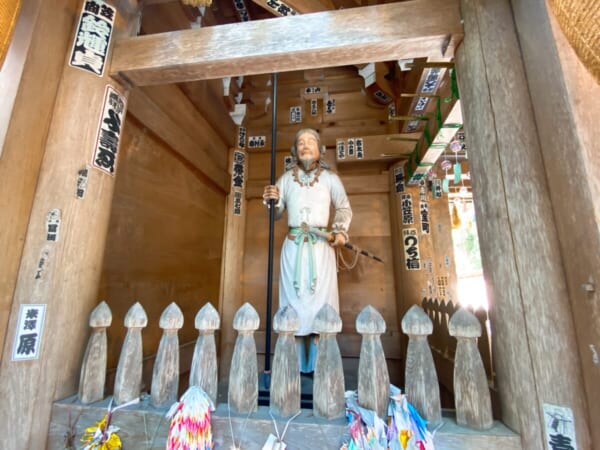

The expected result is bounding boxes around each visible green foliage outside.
[450,202,482,276]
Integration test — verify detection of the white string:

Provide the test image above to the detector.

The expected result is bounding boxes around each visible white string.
[268,409,302,445]
[227,389,253,450]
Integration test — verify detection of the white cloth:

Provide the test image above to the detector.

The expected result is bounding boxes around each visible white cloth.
[274,167,352,336]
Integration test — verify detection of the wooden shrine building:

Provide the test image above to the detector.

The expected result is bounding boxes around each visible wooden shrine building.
[0,0,598,448]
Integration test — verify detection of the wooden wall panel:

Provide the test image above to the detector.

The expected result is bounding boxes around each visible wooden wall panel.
[98,118,226,370]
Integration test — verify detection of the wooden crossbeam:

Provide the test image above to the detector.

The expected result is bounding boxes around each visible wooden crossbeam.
[110,0,462,86]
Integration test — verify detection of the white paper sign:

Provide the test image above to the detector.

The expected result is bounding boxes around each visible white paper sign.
[403,228,421,270]
[12,304,47,361]
[69,0,116,76]
[544,403,577,450]
[92,85,126,176]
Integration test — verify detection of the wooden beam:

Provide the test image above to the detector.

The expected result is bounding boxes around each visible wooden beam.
[111,0,463,86]
[179,79,237,146]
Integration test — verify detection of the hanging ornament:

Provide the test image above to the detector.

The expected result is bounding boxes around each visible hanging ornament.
[451,202,462,229]
[450,139,462,153]
[453,162,462,184]
[442,178,449,193]
[440,159,452,193]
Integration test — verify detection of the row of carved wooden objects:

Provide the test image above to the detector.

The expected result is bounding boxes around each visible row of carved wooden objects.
[421,297,494,383]
[77,300,492,429]
[403,304,494,429]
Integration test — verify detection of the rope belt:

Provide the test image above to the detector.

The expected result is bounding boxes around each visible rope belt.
[288,226,326,296]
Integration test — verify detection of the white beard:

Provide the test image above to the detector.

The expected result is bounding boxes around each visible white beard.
[299,157,317,171]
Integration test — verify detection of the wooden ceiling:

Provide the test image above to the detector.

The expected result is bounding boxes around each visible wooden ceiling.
[121,0,469,194]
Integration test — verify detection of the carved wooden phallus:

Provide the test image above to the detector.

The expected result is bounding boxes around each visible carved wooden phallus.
[113,302,148,405]
[150,302,184,407]
[401,304,441,426]
[270,305,301,417]
[78,301,112,404]
[356,305,389,419]
[229,302,260,413]
[190,302,220,405]
[313,304,345,419]
[449,307,493,430]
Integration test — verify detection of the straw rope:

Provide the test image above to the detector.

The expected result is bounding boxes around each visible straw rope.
[548,0,600,83]
[0,0,21,70]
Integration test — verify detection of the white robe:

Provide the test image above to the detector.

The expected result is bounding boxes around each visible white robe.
[274,166,352,336]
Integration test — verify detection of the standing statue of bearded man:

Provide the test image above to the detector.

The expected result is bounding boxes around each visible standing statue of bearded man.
[263,128,352,374]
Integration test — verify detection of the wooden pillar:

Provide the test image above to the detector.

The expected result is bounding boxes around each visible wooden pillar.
[0,0,79,361]
[429,191,458,305]
[389,166,432,309]
[455,0,591,448]
[0,2,137,448]
[218,143,247,380]
[511,0,600,447]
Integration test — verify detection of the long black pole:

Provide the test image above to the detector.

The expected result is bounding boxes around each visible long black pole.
[264,72,278,377]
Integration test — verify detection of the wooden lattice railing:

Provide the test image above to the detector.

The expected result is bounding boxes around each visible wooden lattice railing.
[421,297,495,386]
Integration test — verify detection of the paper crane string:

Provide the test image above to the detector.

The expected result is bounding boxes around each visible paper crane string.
[340,386,436,450]
[166,386,215,450]
[80,397,139,450]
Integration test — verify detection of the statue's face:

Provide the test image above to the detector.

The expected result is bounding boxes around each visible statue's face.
[296,131,320,164]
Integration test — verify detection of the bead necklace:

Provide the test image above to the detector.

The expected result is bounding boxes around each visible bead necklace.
[292,164,322,187]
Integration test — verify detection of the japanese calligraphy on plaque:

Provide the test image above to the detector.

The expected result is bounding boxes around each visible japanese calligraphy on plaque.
[432,178,443,199]
[394,166,405,193]
[420,202,430,234]
[419,179,428,201]
[290,106,302,123]
[347,138,355,157]
[12,304,46,361]
[265,0,298,16]
[356,138,364,159]
[233,0,251,21]
[248,136,266,149]
[231,151,246,215]
[76,167,89,199]
[325,98,336,114]
[544,404,577,450]
[310,99,318,116]
[401,194,414,225]
[233,191,243,216]
[92,85,125,175]
[46,209,61,242]
[237,127,246,149]
[232,151,246,190]
[403,228,421,270]
[304,86,322,95]
[336,140,346,160]
[69,0,116,76]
